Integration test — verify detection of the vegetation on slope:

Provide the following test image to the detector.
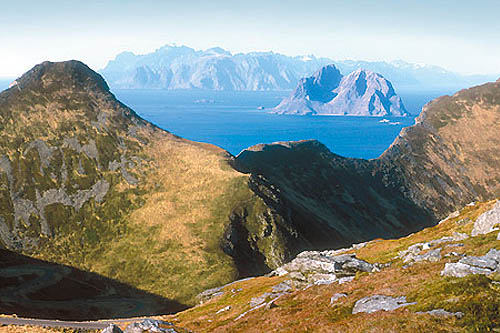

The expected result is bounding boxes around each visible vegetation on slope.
[162,199,500,332]
[0,61,293,314]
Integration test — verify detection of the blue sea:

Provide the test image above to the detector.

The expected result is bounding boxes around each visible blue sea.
[114,89,451,159]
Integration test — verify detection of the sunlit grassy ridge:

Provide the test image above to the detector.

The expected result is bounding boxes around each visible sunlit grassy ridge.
[0,61,288,309]
[162,200,500,332]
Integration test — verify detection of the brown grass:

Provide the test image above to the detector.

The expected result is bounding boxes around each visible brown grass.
[164,198,500,332]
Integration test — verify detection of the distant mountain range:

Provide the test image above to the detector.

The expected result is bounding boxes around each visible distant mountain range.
[273,65,408,116]
[100,45,497,91]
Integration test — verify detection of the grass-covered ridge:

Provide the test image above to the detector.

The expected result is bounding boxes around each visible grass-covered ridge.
[161,199,500,332]
[0,61,293,312]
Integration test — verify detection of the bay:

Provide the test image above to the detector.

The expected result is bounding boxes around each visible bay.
[112,89,448,159]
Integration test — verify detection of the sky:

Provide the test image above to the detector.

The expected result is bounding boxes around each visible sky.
[1,0,500,77]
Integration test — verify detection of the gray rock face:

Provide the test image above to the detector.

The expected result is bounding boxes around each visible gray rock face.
[330,293,347,305]
[124,319,175,333]
[441,248,500,277]
[352,295,416,314]
[273,66,408,116]
[398,234,469,264]
[272,250,374,285]
[472,201,500,236]
[402,248,442,264]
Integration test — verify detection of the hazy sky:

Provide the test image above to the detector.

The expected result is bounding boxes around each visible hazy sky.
[1,0,500,77]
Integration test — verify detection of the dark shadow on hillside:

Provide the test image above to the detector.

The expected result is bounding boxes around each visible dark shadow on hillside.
[233,140,435,258]
[0,249,188,321]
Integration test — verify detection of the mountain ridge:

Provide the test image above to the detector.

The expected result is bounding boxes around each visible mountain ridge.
[100,45,496,91]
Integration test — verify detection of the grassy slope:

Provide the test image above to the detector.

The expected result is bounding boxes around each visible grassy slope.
[0,61,277,308]
[162,199,500,332]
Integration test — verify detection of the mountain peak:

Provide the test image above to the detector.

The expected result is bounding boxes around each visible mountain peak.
[15,60,109,93]
[205,47,231,56]
[274,64,407,116]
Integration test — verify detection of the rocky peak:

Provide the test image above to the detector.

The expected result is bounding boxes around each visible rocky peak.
[13,60,110,94]
[292,64,342,102]
[274,65,407,116]
[339,69,396,98]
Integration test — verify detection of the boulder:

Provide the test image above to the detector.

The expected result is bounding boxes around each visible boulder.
[352,295,416,314]
[403,248,442,264]
[441,249,500,277]
[272,250,374,285]
[124,319,175,333]
[330,293,347,305]
[471,201,500,236]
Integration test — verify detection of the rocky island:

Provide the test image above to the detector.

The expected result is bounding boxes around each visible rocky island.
[273,64,408,116]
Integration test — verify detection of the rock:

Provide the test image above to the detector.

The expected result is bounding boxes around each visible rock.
[402,247,442,264]
[441,262,493,277]
[249,293,274,308]
[484,248,500,262]
[330,293,347,305]
[452,232,469,241]
[288,271,306,281]
[338,276,355,284]
[273,66,408,116]
[416,309,464,319]
[444,251,465,258]
[273,250,374,285]
[124,319,175,333]
[272,281,293,293]
[216,305,231,314]
[352,295,416,314]
[438,211,460,224]
[440,250,500,277]
[196,286,224,304]
[101,324,123,333]
[456,218,472,225]
[445,243,464,248]
[310,273,337,285]
[460,256,498,270]
[471,201,500,236]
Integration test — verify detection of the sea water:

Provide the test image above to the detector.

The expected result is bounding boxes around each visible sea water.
[113,89,448,159]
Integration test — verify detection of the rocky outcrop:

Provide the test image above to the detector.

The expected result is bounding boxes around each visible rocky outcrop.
[472,200,500,236]
[273,66,408,116]
[441,248,500,277]
[352,295,415,314]
[272,250,375,286]
[123,319,177,333]
[102,324,123,333]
